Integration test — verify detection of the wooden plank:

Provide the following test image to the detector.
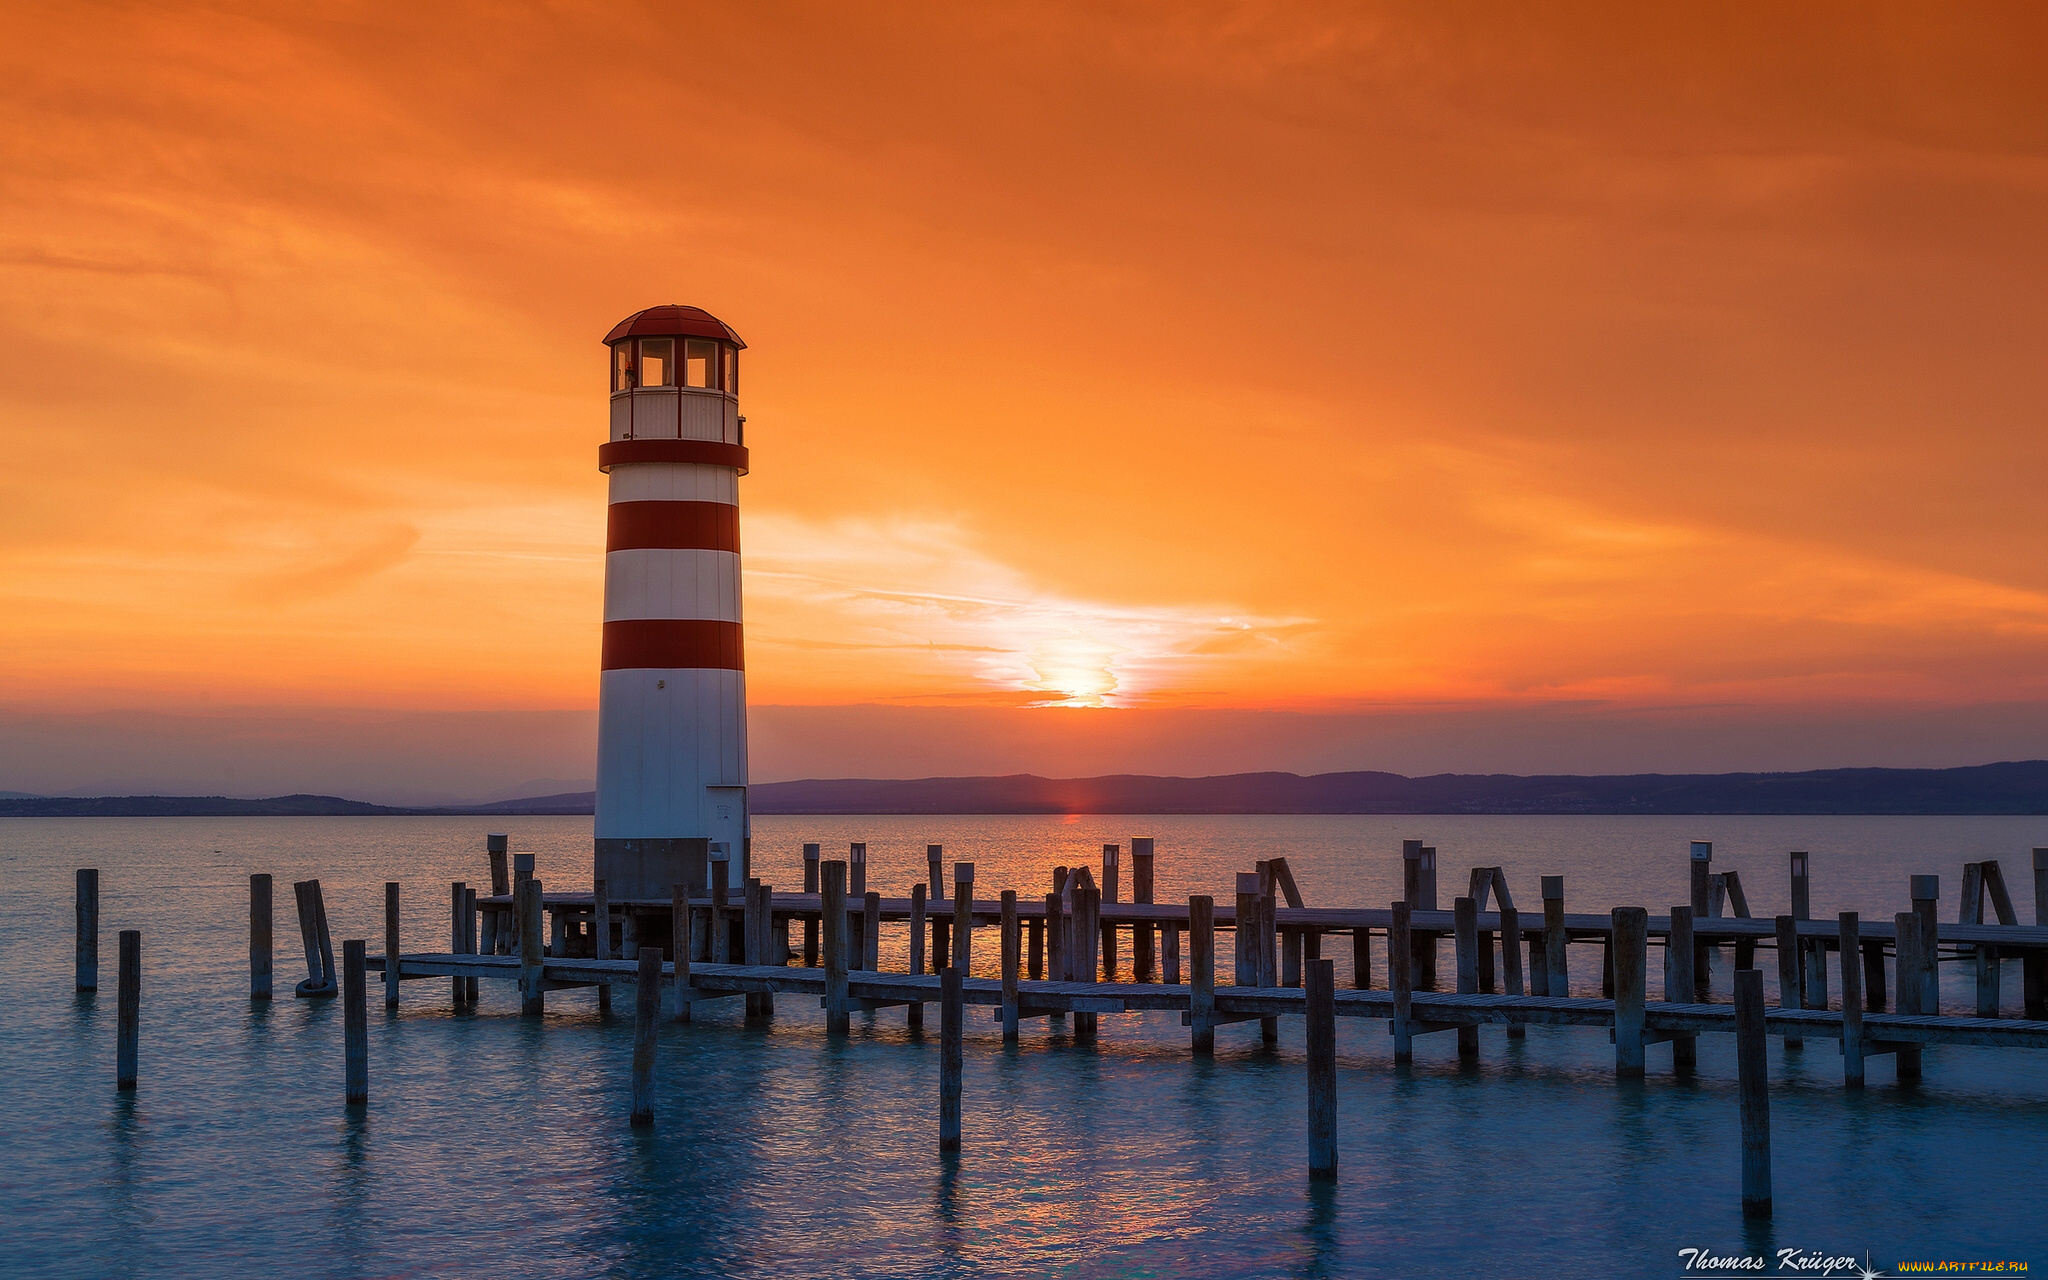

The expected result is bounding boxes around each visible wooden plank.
[1734,968,1772,1218]
[1306,957,1337,1179]
[343,938,367,1105]
[1190,895,1216,1053]
[1840,912,1864,1088]
[822,861,849,1033]
[249,873,272,1001]
[940,964,963,1152]
[1612,907,1646,1078]
[630,946,660,1127]
[115,928,139,1091]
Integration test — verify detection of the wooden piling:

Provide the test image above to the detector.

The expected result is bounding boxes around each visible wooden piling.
[1101,844,1121,980]
[594,877,613,1011]
[1045,891,1066,991]
[384,882,400,1008]
[293,878,337,997]
[1666,905,1696,1071]
[1863,938,1887,1012]
[1500,904,1525,1038]
[1001,890,1020,1042]
[1132,837,1156,983]
[822,861,849,1034]
[1794,853,1826,1012]
[1306,957,1337,1179]
[909,883,928,1030]
[1351,926,1371,990]
[1840,912,1864,1088]
[1612,907,1646,1078]
[1911,874,1940,1017]
[1690,841,1713,998]
[671,883,692,1023]
[628,945,661,1127]
[1074,884,1101,1037]
[940,965,963,1152]
[463,886,478,1005]
[450,881,468,1008]
[710,853,731,965]
[1734,968,1772,1218]
[249,873,272,1000]
[1454,896,1479,1057]
[1027,915,1044,981]
[518,878,544,1016]
[484,834,509,955]
[76,868,100,992]
[1542,876,1567,998]
[755,882,779,1016]
[1235,872,1262,989]
[931,846,950,971]
[1164,921,1181,985]
[862,890,882,973]
[803,843,821,967]
[115,929,139,1091]
[343,938,367,1104]
[1894,911,1923,1078]
[1773,916,1803,1049]
[952,863,975,975]
[1390,901,1413,1063]
[1190,895,1216,1054]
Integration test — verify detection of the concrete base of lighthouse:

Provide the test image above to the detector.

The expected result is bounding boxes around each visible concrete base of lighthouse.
[595,837,712,901]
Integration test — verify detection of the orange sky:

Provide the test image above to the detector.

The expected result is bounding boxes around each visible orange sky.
[4,4,2048,790]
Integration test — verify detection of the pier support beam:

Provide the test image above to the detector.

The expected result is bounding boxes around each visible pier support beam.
[1840,912,1864,1088]
[1190,895,1216,1054]
[1734,968,1772,1218]
[1000,890,1020,1043]
[77,868,99,992]
[249,874,272,1001]
[1542,877,1567,998]
[1665,905,1697,1072]
[343,938,367,1105]
[940,966,963,1153]
[1500,904,1525,1038]
[671,883,692,1023]
[1611,907,1646,1078]
[116,929,139,1091]
[631,947,660,1127]
[1306,957,1337,1180]
[1454,896,1479,1058]
[822,861,849,1034]
[909,884,927,1030]
[384,883,400,1008]
[1774,916,1804,1050]
[518,878,544,1016]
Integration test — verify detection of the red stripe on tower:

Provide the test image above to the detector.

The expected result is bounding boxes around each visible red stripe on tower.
[600,618,745,671]
[606,501,740,553]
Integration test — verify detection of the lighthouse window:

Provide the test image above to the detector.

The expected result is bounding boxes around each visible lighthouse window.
[638,338,674,388]
[612,342,633,392]
[684,338,719,389]
[722,345,737,394]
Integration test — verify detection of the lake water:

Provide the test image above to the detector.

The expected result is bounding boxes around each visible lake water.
[4,814,2046,1277]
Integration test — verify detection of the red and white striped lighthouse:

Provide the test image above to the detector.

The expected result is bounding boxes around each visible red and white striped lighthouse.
[594,305,749,900]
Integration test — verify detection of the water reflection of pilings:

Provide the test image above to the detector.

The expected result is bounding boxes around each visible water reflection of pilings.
[1301,1179,1340,1280]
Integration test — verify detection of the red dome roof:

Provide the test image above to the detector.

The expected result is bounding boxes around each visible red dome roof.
[602,305,746,348]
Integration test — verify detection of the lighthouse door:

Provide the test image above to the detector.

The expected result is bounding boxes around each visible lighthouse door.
[707,787,745,888]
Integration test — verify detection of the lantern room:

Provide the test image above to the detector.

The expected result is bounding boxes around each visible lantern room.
[603,304,747,448]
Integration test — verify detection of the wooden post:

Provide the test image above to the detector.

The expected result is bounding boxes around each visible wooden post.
[909,883,928,1030]
[671,883,692,1023]
[462,887,477,1004]
[1863,938,1887,1013]
[383,882,401,1008]
[1789,850,1811,920]
[1390,901,1413,1063]
[862,890,881,973]
[484,834,509,956]
[630,946,661,1127]
[1839,912,1864,1088]
[1306,957,1337,1180]
[1074,884,1101,1038]
[1602,933,1615,1000]
[1454,896,1479,1058]
[293,878,337,997]
[1027,915,1044,981]
[1190,895,1216,1053]
[940,965,963,1152]
[249,873,272,1000]
[1612,907,1646,1078]
[2029,849,2048,1020]
[1469,867,1496,993]
[1235,873,1262,988]
[518,878,544,1016]
[1542,876,1567,998]
[1045,891,1066,991]
[594,877,613,1012]
[1132,837,1156,983]
[1894,911,1923,1078]
[76,868,100,992]
[849,841,866,897]
[1001,890,1020,1042]
[1500,904,1525,1038]
[1101,843,1120,981]
[710,852,731,965]
[343,938,367,1105]
[1725,868,1756,971]
[1529,930,1549,997]
[1911,874,1940,1017]
[510,852,533,957]
[1793,852,1826,1012]
[951,863,975,975]
[930,846,949,972]
[756,882,780,1016]
[1351,926,1371,990]
[1666,905,1696,1072]
[450,881,468,1008]
[115,929,139,1091]
[1164,921,1182,985]
[822,861,849,1034]
[1773,916,1803,1049]
[1734,968,1772,1218]
[803,843,821,967]
[1690,841,1714,999]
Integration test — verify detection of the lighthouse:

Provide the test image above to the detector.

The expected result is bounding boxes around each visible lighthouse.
[594,305,750,900]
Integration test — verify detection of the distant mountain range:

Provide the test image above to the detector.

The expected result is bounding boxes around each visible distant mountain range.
[5,761,2048,816]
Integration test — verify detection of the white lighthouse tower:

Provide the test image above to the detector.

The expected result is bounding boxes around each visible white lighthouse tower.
[594,305,750,899]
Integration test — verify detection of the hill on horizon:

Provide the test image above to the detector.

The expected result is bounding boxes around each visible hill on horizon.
[4,761,2048,816]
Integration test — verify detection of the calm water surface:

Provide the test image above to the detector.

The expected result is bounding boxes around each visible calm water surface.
[4,814,2046,1277]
